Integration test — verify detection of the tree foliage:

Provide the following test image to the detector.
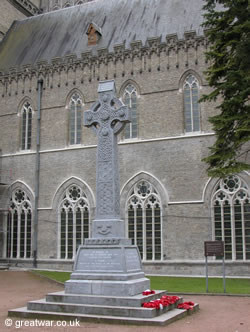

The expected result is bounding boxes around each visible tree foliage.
[201,0,250,177]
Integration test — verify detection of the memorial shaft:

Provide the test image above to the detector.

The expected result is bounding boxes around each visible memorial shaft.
[84,80,130,238]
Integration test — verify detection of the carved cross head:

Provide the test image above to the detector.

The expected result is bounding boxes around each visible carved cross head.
[84,80,131,136]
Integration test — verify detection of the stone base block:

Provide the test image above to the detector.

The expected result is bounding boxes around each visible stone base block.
[65,242,150,296]
[65,277,150,296]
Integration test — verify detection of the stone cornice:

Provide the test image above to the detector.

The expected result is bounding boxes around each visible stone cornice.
[7,0,40,16]
[0,32,207,80]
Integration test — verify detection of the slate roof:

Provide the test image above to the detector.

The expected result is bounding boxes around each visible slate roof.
[0,0,205,71]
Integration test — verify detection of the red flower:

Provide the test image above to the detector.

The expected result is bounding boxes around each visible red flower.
[161,295,180,304]
[142,290,156,295]
[142,301,160,309]
[177,301,194,311]
[142,294,181,309]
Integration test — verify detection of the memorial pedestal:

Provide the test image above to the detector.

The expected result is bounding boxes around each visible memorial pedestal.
[65,238,150,296]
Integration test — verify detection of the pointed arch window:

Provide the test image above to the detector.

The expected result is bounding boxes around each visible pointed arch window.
[59,185,90,259]
[212,176,250,260]
[69,93,83,145]
[183,74,200,132]
[122,84,138,139]
[6,189,32,259]
[126,180,162,261]
[21,102,32,150]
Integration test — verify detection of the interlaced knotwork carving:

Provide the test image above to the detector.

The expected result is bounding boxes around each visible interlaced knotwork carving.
[84,81,130,230]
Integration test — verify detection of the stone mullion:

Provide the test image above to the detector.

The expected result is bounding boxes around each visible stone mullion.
[189,85,194,132]
[160,206,163,261]
[74,103,77,144]
[58,210,61,259]
[231,198,236,261]
[241,200,246,261]
[2,212,8,258]
[10,211,14,258]
[134,205,137,247]
[142,203,146,261]
[221,202,225,245]
[16,209,21,259]
[73,207,76,260]
[79,208,83,246]
[211,201,216,242]
[65,211,69,259]
[152,206,155,261]
[29,212,32,259]
[24,210,27,259]
[128,93,133,138]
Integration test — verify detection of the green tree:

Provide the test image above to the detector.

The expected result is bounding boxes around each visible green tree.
[201,0,250,177]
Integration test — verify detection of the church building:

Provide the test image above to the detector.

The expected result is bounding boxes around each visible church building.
[0,0,249,276]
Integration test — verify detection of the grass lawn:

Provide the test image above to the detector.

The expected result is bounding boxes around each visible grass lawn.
[32,270,250,295]
[148,276,250,294]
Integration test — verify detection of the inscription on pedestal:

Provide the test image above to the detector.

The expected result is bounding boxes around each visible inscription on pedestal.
[75,248,123,272]
[125,248,141,272]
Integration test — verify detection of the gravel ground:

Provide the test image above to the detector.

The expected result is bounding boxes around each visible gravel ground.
[1,271,250,332]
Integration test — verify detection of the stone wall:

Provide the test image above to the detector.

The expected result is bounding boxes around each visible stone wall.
[0,31,249,276]
[0,0,26,41]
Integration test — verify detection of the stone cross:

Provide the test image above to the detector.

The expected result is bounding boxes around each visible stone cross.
[84,80,130,238]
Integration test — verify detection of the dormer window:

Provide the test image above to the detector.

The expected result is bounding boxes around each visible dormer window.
[87,23,102,46]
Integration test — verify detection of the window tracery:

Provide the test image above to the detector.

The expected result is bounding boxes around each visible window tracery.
[122,84,138,139]
[59,185,89,259]
[7,189,32,259]
[212,175,250,260]
[126,180,162,261]
[21,101,32,150]
[183,74,200,132]
[69,92,82,145]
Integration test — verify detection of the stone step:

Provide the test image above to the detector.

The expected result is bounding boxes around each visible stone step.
[0,263,9,270]
[9,303,199,326]
[46,290,168,307]
[27,299,162,319]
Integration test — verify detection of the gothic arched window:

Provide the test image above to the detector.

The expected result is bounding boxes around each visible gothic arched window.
[183,74,200,132]
[21,102,32,150]
[69,93,83,145]
[6,189,32,258]
[212,175,250,260]
[122,84,138,139]
[126,180,162,261]
[59,185,90,259]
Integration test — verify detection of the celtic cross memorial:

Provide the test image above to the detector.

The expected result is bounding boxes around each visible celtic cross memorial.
[65,80,150,296]
[84,80,129,238]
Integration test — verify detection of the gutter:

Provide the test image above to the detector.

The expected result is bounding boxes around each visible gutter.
[33,78,43,268]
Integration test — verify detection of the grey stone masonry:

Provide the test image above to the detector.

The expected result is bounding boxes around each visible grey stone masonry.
[84,80,130,238]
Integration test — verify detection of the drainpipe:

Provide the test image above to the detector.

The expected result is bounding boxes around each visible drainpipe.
[33,78,43,268]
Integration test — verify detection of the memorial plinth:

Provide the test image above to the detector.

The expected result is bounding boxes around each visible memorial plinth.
[65,80,150,296]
